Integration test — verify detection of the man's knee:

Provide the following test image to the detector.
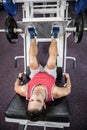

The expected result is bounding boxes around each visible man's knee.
[47,56,56,69]
[47,62,56,69]
[30,61,39,70]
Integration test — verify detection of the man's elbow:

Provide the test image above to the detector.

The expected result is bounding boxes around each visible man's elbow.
[14,82,20,94]
[65,88,71,96]
[14,84,26,97]
[14,84,18,93]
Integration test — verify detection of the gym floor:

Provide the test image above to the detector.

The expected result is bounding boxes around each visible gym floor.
[0,2,87,130]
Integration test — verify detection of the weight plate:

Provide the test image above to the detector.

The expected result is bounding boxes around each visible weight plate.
[73,14,84,43]
[5,16,18,43]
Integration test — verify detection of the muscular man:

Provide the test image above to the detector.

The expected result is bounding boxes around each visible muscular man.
[14,25,71,121]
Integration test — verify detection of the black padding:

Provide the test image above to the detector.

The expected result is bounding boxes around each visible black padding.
[5,94,70,122]
[46,98,70,122]
[56,67,65,87]
[5,95,28,119]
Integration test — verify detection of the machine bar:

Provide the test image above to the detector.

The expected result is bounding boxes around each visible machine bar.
[22,17,66,22]
[5,117,70,128]
[34,8,57,14]
[13,0,60,3]
[66,27,76,32]
[0,28,23,33]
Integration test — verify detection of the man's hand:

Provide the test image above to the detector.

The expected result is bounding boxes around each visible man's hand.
[18,72,24,78]
[14,72,26,97]
[64,73,71,95]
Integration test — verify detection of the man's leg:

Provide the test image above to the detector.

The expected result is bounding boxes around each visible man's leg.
[46,25,60,69]
[28,26,39,70]
[29,38,39,70]
[46,38,57,69]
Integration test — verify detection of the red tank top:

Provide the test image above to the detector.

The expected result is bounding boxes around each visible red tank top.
[26,72,56,102]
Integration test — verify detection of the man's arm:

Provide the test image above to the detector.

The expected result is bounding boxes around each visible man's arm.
[53,73,71,99]
[14,73,26,97]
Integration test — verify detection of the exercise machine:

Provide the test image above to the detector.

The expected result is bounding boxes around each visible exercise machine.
[0,0,78,130]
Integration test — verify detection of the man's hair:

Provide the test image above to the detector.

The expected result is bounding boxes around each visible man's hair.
[26,107,45,121]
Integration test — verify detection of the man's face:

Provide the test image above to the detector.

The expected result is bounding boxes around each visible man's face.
[28,90,46,111]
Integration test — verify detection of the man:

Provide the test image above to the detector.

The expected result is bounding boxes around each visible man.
[14,25,71,121]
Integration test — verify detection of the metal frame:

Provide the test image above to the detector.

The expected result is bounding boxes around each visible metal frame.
[15,0,71,74]
[5,117,70,130]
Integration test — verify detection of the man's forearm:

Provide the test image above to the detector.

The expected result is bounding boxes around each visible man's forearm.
[15,78,21,86]
[14,79,26,97]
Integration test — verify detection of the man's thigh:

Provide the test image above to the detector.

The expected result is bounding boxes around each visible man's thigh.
[30,65,43,79]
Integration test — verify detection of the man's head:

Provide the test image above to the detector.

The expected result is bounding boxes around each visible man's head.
[27,88,46,121]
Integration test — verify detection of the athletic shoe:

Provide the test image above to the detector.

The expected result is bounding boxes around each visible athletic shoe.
[28,26,37,39]
[51,24,60,38]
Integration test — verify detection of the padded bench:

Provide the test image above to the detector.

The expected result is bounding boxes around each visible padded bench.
[5,93,71,130]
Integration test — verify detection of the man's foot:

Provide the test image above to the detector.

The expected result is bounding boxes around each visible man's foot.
[51,24,60,38]
[28,26,37,39]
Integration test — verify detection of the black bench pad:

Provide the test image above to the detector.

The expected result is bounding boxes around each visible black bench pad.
[5,94,70,123]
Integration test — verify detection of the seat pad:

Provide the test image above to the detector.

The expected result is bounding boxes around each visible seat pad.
[5,94,70,123]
